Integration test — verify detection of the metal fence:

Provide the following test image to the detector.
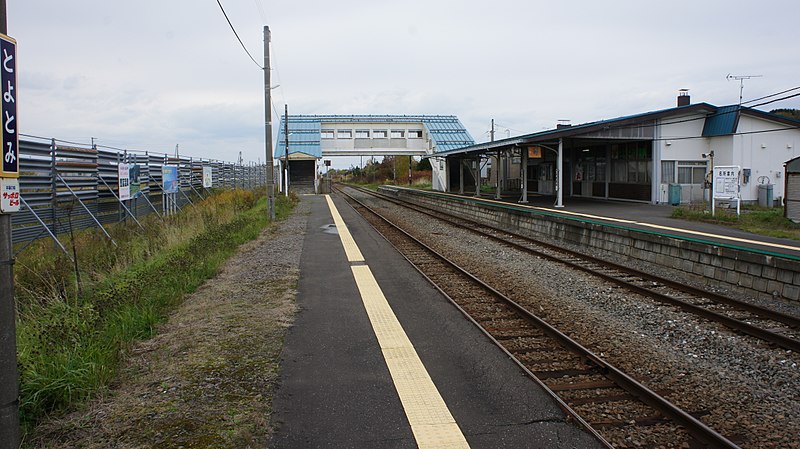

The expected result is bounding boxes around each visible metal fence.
[12,137,268,253]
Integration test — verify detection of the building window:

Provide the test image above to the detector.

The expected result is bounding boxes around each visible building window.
[373,130,388,138]
[661,161,675,183]
[610,142,652,184]
[408,130,423,139]
[321,130,334,139]
[337,129,352,139]
[355,129,370,138]
[677,161,707,184]
[391,130,405,138]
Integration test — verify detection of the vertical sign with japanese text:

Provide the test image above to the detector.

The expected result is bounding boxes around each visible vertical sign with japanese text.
[0,34,17,178]
[118,163,131,200]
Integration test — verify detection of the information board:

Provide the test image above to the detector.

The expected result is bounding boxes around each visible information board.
[713,166,741,199]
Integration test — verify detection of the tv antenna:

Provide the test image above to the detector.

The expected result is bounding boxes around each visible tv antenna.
[726,74,762,105]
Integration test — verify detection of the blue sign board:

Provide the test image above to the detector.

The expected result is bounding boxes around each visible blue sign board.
[162,165,179,193]
[0,34,17,177]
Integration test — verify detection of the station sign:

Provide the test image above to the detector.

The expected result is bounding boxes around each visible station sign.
[528,146,542,159]
[0,34,17,178]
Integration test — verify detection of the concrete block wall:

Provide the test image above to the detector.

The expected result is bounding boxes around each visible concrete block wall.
[382,187,800,303]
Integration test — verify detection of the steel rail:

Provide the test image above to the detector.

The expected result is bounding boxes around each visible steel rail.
[350,185,800,352]
[335,185,741,449]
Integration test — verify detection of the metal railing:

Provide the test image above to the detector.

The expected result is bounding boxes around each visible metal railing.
[12,137,269,254]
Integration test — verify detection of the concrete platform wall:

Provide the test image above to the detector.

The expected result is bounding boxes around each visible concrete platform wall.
[380,187,800,303]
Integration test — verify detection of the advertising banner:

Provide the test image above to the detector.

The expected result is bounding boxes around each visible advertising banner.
[202,166,212,188]
[118,163,142,200]
[0,178,20,212]
[118,163,131,200]
[162,165,179,194]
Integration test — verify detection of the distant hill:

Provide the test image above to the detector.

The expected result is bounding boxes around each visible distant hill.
[770,108,800,121]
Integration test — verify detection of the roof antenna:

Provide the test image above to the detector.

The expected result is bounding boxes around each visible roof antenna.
[726,74,762,105]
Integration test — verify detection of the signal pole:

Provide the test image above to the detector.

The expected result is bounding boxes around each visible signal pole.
[0,0,21,447]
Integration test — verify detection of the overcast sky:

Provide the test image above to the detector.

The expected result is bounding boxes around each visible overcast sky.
[9,0,800,169]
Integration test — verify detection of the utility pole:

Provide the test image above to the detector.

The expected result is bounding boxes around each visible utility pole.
[263,26,274,219]
[284,104,289,197]
[0,1,21,447]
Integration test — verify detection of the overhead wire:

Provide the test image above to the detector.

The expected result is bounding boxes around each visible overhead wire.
[742,86,800,105]
[216,0,263,69]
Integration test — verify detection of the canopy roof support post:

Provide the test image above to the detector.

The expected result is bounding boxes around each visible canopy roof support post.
[520,146,529,204]
[556,138,564,208]
[459,158,465,195]
[495,150,502,200]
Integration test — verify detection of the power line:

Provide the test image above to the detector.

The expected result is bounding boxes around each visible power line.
[742,86,800,105]
[215,0,263,69]
[749,91,800,109]
[576,88,800,134]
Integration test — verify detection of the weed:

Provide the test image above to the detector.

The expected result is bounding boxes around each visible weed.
[15,189,296,434]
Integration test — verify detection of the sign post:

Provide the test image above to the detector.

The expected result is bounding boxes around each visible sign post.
[0,20,21,447]
[712,165,741,217]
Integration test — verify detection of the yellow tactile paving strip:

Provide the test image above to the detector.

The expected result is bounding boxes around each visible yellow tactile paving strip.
[325,195,364,262]
[325,195,470,449]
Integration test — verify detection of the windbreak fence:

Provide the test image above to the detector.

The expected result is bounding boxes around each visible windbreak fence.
[12,138,269,251]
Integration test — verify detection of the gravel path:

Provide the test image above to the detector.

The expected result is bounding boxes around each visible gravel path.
[356,190,800,449]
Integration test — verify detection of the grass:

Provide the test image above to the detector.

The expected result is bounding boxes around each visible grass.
[671,204,800,240]
[14,188,296,434]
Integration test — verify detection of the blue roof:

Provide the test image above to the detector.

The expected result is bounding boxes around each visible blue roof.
[275,115,474,158]
[275,116,322,158]
[702,105,740,136]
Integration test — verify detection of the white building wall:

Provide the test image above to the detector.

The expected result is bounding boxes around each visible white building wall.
[320,122,428,154]
[659,113,710,162]
[732,115,800,202]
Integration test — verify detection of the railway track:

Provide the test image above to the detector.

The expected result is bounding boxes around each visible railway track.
[335,186,742,449]
[344,185,800,353]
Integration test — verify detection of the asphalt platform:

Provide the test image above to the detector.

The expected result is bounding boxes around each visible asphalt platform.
[269,194,604,449]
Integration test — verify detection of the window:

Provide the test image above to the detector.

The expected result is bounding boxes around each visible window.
[677,161,707,184]
[391,130,405,138]
[337,129,352,139]
[408,130,423,139]
[355,129,370,138]
[373,130,387,138]
[661,161,675,183]
[610,142,652,184]
[321,130,334,139]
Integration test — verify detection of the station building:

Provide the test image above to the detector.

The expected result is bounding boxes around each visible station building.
[431,93,800,206]
[275,115,474,192]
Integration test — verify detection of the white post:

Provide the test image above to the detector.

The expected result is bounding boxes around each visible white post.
[520,147,528,203]
[555,138,564,208]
